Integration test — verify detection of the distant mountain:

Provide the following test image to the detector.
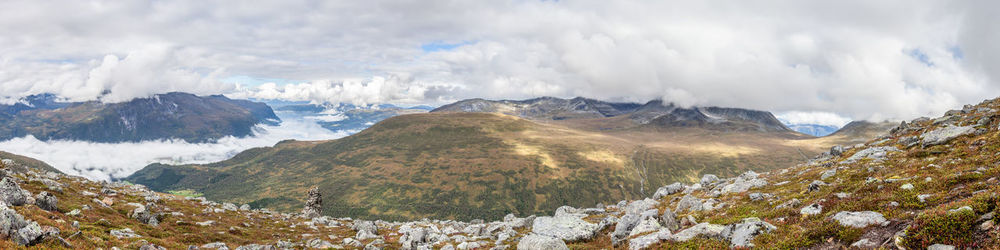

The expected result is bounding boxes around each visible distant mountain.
[0,151,61,174]
[784,124,841,137]
[433,97,792,133]
[273,103,428,132]
[0,92,280,143]
[827,120,898,143]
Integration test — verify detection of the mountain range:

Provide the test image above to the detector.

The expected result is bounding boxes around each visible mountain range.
[0,92,280,143]
[0,96,995,249]
[124,97,881,221]
[272,102,429,133]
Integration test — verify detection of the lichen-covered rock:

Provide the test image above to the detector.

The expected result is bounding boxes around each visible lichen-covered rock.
[921,125,974,147]
[110,228,140,238]
[700,174,720,187]
[832,211,887,228]
[629,216,662,237]
[842,146,900,163]
[14,221,42,246]
[0,177,28,206]
[722,217,776,248]
[671,223,726,242]
[628,228,671,250]
[0,206,28,240]
[652,183,684,199]
[719,171,767,194]
[516,234,568,250]
[129,203,160,226]
[659,208,679,231]
[33,192,57,211]
[800,204,822,216]
[531,213,600,241]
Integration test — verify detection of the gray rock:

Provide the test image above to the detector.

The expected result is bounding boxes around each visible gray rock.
[306,238,337,249]
[201,242,230,249]
[832,211,887,228]
[629,216,662,237]
[842,146,900,163]
[222,203,238,211]
[676,195,704,213]
[239,204,251,211]
[110,228,140,238]
[352,220,379,240]
[775,199,801,210]
[917,194,931,203]
[628,228,671,250]
[900,183,914,190]
[928,244,956,250]
[719,171,767,194]
[33,192,57,211]
[0,207,28,239]
[821,169,837,180]
[671,223,726,242]
[364,238,385,250]
[343,238,363,247]
[700,174,720,187]
[612,213,643,245]
[652,183,684,199]
[0,177,28,206]
[531,214,600,241]
[399,226,428,250]
[948,206,973,215]
[800,204,822,216]
[850,238,878,248]
[234,244,276,250]
[921,125,974,147]
[623,198,660,215]
[139,243,167,250]
[12,221,42,246]
[302,186,322,218]
[130,204,160,226]
[748,193,773,201]
[659,208,679,231]
[723,217,776,248]
[516,234,568,250]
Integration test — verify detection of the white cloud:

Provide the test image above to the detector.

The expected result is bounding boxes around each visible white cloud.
[0,0,997,120]
[0,111,349,181]
[775,111,853,128]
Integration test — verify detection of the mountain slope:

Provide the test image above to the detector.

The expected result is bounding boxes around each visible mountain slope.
[126,111,846,221]
[0,92,280,143]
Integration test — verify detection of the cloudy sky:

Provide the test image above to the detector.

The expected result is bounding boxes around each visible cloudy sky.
[1,0,997,122]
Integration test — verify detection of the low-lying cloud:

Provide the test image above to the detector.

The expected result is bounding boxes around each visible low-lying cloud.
[0,111,349,181]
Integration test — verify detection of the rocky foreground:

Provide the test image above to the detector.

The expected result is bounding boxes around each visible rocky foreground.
[2,98,1000,249]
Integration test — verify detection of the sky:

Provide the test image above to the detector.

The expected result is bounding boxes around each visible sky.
[2,0,999,122]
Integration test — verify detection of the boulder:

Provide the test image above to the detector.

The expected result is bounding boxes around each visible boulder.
[110,228,140,238]
[722,217,776,248]
[675,195,704,213]
[352,220,379,240]
[832,211,887,228]
[671,223,726,242]
[719,171,767,194]
[623,198,660,215]
[652,183,684,199]
[516,234,568,250]
[800,204,822,216]
[0,177,28,206]
[629,216,662,237]
[842,146,900,163]
[628,228,671,250]
[33,192,57,211]
[659,208,679,231]
[700,175,720,187]
[531,214,600,241]
[14,221,42,246]
[821,169,837,180]
[130,204,160,226]
[921,125,974,147]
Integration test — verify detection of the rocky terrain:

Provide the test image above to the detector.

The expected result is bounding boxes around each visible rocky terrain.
[0,92,280,143]
[2,98,1000,248]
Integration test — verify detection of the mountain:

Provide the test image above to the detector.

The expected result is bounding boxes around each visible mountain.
[2,98,1000,249]
[0,151,61,174]
[828,120,899,139]
[125,104,854,221]
[785,123,842,137]
[0,92,280,143]
[273,103,428,133]
[433,97,792,133]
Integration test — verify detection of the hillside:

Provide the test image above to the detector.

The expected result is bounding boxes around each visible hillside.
[124,109,857,221]
[0,92,280,143]
[0,98,998,249]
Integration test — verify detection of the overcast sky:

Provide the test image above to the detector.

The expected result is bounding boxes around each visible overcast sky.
[1,0,998,123]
